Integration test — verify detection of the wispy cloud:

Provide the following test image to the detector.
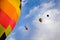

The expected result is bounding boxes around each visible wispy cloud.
[22,0,28,7]
[17,26,29,33]
[24,0,60,40]
[24,1,55,19]
[7,37,16,40]
[17,26,29,36]
[6,32,16,40]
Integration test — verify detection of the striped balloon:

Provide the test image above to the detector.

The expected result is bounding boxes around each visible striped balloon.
[0,0,21,40]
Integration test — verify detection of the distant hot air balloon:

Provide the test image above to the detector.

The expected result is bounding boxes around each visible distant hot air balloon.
[47,14,49,17]
[25,26,28,30]
[0,0,21,40]
[39,18,43,22]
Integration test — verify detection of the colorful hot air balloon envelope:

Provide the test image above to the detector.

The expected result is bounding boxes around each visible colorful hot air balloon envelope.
[0,0,21,40]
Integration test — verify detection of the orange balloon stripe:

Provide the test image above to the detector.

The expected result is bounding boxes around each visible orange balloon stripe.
[0,0,18,22]
[0,9,16,29]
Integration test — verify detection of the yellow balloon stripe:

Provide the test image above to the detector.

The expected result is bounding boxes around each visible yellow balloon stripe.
[0,24,5,37]
[5,25,12,36]
[0,25,12,38]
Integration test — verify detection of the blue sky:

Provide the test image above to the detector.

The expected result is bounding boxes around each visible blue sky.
[6,0,60,40]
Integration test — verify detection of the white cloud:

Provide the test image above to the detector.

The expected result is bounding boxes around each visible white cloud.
[18,26,28,32]
[25,6,40,18]
[6,32,16,40]
[31,9,60,40]
[22,0,28,6]
[24,1,55,19]
[17,26,29,37]
[7,37,16,40]
[24,0,60,40]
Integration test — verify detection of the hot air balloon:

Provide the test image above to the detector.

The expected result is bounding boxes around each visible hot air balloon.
[25,26,28,30]
[47,14,49,17]
[39,18,43,22]
[0,0,21,40]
